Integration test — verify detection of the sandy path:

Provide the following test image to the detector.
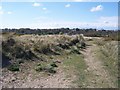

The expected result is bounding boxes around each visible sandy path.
[82,42,116,88]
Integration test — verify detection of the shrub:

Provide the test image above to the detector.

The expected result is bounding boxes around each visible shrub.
[80,41,86,49]
[35,66,44,72]
[2,38,16,53]
[50,62,58,67]
[69,38,79,46]
[40,44,52,54]
[45,65,56,74]
[2,41,12,52]
[58,43,70,49]
[2,38,37,60]
[50,56,54,59]
[37,63,41,66]
[33,46,39,52]
[7,38,16,46]
[11,44,37,60]
[35,63,57,74]
[76,43,82,49]
[8,64,20,71]
[35,64,45,72]
[70,46,81,54]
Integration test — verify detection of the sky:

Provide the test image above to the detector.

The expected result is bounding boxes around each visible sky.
[0,0,119,30]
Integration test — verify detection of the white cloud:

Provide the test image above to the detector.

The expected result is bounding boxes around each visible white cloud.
[90,5,103,12]
[7,11,12,14]
[43,7,47,10]
[65,4,71,8]
[32,2,41,7]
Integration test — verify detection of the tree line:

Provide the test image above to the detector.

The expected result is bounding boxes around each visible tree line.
[1,28,119,38]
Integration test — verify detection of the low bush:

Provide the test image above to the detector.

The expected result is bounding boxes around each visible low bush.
[50,62,58,67]
[70,46,81,54]
[68,37,79,46]
[80,41,86,49]
[35,63,57,74]
[7,38,16,46]
[2,38,37,60]
[35,63,45,72]
[8,64,20,71]
[45,65,56,74]
[58,43,70,49]
[76,43,81,49]
[12,46,35,60]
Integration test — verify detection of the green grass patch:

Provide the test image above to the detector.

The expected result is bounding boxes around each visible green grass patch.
[35,62,57,74]
[63,54,87,87]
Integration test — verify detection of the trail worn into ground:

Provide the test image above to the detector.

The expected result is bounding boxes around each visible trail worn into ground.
[81,42,116,88]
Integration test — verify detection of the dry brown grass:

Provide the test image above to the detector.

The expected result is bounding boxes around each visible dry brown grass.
[2,33,84,62]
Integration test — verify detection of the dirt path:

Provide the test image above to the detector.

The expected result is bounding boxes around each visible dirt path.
[81,42,116,88]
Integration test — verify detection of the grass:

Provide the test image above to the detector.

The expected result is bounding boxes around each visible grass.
[95,40,118,87]
[35,62,58,74]
[2,33,88,87]
[63,54,87,88]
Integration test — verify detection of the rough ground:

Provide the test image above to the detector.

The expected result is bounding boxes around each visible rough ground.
[81,41,116,88]
[1,65,73,88]
[1,38,117,88]
[20,68,73,88]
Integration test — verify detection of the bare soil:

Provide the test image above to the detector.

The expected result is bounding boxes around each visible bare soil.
[1,63,73,88]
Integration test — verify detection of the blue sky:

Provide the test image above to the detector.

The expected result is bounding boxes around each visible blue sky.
[0,1,118,30]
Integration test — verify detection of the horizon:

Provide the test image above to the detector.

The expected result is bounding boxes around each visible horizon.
[0,2,118,30]
[1,27,118,31]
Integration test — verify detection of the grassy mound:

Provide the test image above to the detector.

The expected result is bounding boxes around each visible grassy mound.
[2,33,85,73]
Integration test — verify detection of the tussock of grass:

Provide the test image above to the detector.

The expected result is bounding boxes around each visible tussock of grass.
[35,62,57,74]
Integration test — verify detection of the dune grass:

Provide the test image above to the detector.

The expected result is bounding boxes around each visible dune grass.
[2,33,85,72]
[94,40,118,87]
